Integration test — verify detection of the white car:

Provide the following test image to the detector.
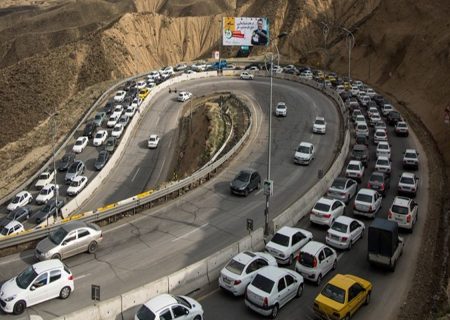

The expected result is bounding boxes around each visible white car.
[388,196,419,231]
[35,170,55,189]
[299,71,313,80]
[326,177,358,204]
[125,105,136,118]
[107,114,119,128]
[0,260,74,315]
[345,160,364,182]
[66,176,88,196]
[111,124,124,138]
[367,106,378,118]
[398,172,419,197]
[218,251,277,296]
[403,149,419,170]
[375,156,392,175]
[135,294,203,320]
[148,134,160,149]
[0,221,25,238]
[381,103,394,116]
[162,66,174,74]
[131,97,142,108]
[113,90,126,102]
[112,105,123,118]
[335,85,345,94]
[177,91,192,102]
[175,63,188,71]
[373,128,388,144]
[313,116,327,134]
[395,121,409,136]
[326,216,365,250]
[353,188,382,218]
[244,266,304,318]
[147,70,161,80]
[72,136,88,153]
[366,88,377,97]
[93,130,108,146]
[355,123,369,137]
[191,62,207,72]
[265,226,313,265]
[294,142,315,165]
[369,113,382,126]
[376,141,391,159]
[136,80,147,89]
[360,95,371,107]
[275,102,287,117]
[240,72,254,80]
[374,120,387,132]
[350,85,359,96]
[7,191,33,211]
[354,115,366,126]
[35,184,58,205]
[310,197,345,227]
[295,241,337,285]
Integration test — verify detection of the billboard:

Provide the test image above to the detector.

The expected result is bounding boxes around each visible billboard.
[223,17,269,46]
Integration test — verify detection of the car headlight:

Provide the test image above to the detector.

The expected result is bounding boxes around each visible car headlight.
[4,295,16,302]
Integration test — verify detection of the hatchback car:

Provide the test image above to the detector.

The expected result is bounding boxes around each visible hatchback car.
[376,141,391,159]
[388,196,418,232]
[0,220,25,238]
[326,216,365,250]
[313,116,327,134]
[135,294,203,320]
[294,142,315,165]
[374,120,387,132]
[351,109,362,122]
[35,184,58,205]
[148,134,160,149]
[353,188,382,218]
[0,260,74,315]
[65,160,85,184]
[7,191,33,211]
[93,130,108,146]
[95,150,110,171]
[350,144,369,167]
[219,251,277,296]
[398,172,419,197]
[33,199,64,224]
[245,266,304,318]
[35,170,56,189]
[374,156,391,176]
[58,153,75,171]
[345,160,364,182]
[381,103,394,116]
[230,169,261,196]
[125,105,136,118]
[403,149,419,170]
[66,176,88,196]
[395,121,409,136]
[310,197,345,227]
[35,221,102,260]
[275,102,287,117]
[0,207,32,229]
[265,226,313,265]
[295,241,337,285]
[313,274,372,320]
[72,136,88,153]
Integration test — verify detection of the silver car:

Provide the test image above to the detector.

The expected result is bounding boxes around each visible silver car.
[35,221,102,260]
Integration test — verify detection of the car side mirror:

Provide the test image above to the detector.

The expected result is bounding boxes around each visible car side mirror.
[62,241,67,246]
[30,286,36,291]
[185,309,189,315]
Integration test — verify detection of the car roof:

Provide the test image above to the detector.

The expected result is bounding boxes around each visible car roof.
[327,274,357,290]
[301,241,326,255]
[277,102,286,106]
[401,172,416,178]
[61,221,88,232]
[376,156,390,161]
[299,142,313,148]
[353,144,367,151]
[4,220,23,228]
[405,149,417,153]
[392,196,411,207]
[357,188,377,196]
[16,191,29,197]
[239,168,257,175]
[348,160,362,165]
[149,134,158,139]
[254,266,288,279]
[276,226,303,237]
[334,216,354,225]
[316,197,335,206]
[71,176,86,182]
[232,251,258,265]
[378,141,389,146]
[315,116,325,121]
[143,294,177,312]
[33,260,65,274]
[375,129,386,133]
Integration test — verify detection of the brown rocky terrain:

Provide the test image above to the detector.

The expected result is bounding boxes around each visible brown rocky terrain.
[0,0,449,317]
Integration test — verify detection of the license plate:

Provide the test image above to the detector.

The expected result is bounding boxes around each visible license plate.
[223,277,231,284]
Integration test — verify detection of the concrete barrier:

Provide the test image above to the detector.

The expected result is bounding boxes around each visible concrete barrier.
[167,259,209,296]
[98,296,122,320]
[206,243,239,281]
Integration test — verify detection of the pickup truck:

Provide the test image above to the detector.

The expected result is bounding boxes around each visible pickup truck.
[367,218,404,271]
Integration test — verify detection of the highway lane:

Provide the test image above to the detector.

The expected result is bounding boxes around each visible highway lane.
[195,105,428,320]
[0,77,341,318]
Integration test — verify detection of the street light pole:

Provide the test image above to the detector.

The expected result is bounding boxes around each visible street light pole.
[341,27,355,81]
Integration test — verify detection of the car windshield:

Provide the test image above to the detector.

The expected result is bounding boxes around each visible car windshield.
[270,233,290,247]
[348,164,360,170]
[392,205,408,215]
[377,159,389,165]
[39,173,49,179]
[75,140,83,146]
[352,149,365,156]
[1,228,10,236]
[315,119,325,125]
[114,126,121,132]
[225,259,246,275]
[95,132,103,138]
[378,145,389,150]
[299,252,315,267]
[40,188,51,195]
[251,274,274,294]
[11,195,21,204]
[69,180,80,187]
[16,265,38,289]
[49,227,68,245]
[331,179,346,190]
[68,164,78,173]
[400,177,415,184]
[297,146,311,153]
[357,125,367,130]
[356,193,372,203]
[277,105,286,110]
[370,174,383,183]
[236,172,250,182]
[314,202,331,212]
[331,221,348,233]
[405,152,417,158]
[174,295,191,309]
[107,140,114,146]
[136,305,156,320]
[321,283,346,304]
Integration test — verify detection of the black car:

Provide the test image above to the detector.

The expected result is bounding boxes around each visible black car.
[230,169,261,196]
[103,101,114,115]
[128,87,138,99]
[0,207,32,228]
[368,171,391,196]
[58,152,75,171]
[34,199,65,224]
[387,111,402,125]
[83,121,98,138]
[355,134,369,146]
[373,94,385,106]
[351,144,369,166]
[95,150,110,170]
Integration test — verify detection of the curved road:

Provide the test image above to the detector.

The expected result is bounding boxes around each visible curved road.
[0,77,341,319]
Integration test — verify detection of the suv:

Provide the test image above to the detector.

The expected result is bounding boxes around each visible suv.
[403,149,419,170]
[295,241,338,285]
[0,260,74,315]
[275,102,287,117]
[367,171,390,196]
[351,144,369,167]
[230,169,261,196]
[294,142,315,165]
[353,188,382,218]
[388,196,418,232]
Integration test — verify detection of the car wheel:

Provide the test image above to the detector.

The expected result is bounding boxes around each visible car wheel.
[13,300,26,315]
[348,240,353,250]
[88,241,98,254]
[52,253,62,260]
[332,259,338,270]
[60,286,71,299]
[296,283,304,298]
[271,304,279,319]
[316,274,322,286]
[288,254,294,266]
[256,181,261,190]
[193,316,202,320]
[244,189,249,197]
[364,291,371,305]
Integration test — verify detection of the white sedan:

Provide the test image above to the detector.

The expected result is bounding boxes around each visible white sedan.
[313,116,327,134]
[219,251,277,296]
[66,176,88,196]
[177,91,192,102]
[326,216,365,250]
[113,90,126,102]
[35,170,55,189]
[345,160,364,182]
[310,197,345,226]
[35,184,58,205]
[107,114,119,128]
[7,191,33,211]
[72,136,89,153]
[93,130,108,146]
[240,72,254,80]
[147,134,160,149]
[111,124,124,138]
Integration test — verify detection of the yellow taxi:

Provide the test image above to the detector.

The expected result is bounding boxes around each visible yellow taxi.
[325,74,337,84]
[139,88,150,100]
[343,82,352,90]
[313,274,372,320]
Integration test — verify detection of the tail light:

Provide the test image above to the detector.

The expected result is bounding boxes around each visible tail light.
[367,183,371,189]
[369,205,373,212]
[407,215,411,223]
[353,203,356,209]
[341,236,348,241]
[323,214,331,218]
[388,210,392,219]
[234,280,241,285]
[380,183,385,190]
[68,275,74,281]
[263,297,269,308]
[313,257,318,268]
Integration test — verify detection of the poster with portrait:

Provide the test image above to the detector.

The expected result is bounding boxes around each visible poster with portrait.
[223,17,270,46]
